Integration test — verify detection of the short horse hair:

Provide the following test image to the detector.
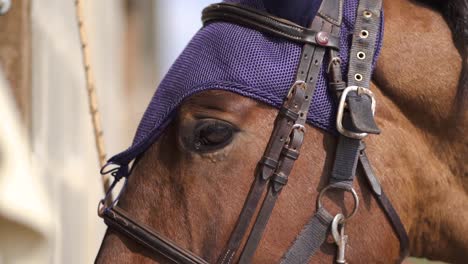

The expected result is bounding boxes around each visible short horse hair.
[422,0,468,109]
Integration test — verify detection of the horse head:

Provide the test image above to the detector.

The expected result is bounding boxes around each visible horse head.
[96,0,467,263]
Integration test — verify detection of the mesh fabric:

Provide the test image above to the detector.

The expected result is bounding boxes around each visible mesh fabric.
[109,0,384,165]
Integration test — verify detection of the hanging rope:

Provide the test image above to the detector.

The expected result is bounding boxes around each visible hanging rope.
[74,0,112,203]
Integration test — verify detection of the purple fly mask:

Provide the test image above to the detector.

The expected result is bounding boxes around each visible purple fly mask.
[109,0,384,168]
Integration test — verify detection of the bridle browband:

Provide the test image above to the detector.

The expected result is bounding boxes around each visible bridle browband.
[98,0,410,263]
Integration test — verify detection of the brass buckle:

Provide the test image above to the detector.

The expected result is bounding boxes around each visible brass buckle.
[336,86,376,139]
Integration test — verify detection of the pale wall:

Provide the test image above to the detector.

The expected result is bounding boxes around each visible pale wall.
[30,0,130,263]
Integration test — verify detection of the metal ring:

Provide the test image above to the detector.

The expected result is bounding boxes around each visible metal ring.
[363,10,372,18]
[354,73,363,81]
[317,184,359,221]
[292,124,305,132]
[357,52,366,60]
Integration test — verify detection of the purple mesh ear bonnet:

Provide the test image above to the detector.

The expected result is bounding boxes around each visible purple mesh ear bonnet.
[109,0,384,166]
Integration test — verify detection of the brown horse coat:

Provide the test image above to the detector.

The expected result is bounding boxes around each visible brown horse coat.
[96,0,467,263]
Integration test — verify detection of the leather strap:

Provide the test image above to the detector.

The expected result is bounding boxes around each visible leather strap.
[217,0,342,262]
[239,128,305,263]
[281,148,410,263]
[217,81,307,264]
[102,206,209,264]
[378,191,410,262]
[347,94,381,134]
[202,3,340,49]
[281,0,407,262]
[359,149,410,261]
[215,0,342,262]
[98,1,411,263]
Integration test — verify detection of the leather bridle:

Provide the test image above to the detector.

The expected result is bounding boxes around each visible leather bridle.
[98,0,410,263]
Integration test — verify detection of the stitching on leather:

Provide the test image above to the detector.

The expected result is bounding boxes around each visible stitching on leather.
[207,14,304,42]
[227,251,236,264]
[209,15,339,48]
[261,15,304,32]
[205,5,340,48]
[222,4,306,32]
[220,250,231,264]
[224,11,306,37]
[318,0,343,26]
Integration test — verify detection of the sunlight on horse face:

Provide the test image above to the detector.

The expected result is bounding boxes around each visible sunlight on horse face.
[96,0,467,263]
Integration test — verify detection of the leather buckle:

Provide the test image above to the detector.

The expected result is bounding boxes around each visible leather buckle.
[336,86,376,139]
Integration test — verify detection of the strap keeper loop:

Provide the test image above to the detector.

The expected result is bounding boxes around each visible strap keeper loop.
[281,146,300,160]
[329,81,346,93]
[272,173,288,186]
[260,156,278,169]
[279,106,299,121]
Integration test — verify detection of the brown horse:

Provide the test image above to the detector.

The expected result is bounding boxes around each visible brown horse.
[96,0,467,263]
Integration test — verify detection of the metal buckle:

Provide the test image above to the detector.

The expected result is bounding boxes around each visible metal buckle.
[336,86,376,139]
[291,124,305,132]
[286,81,306,100]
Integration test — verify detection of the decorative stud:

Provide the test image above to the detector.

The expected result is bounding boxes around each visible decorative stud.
[316,31,330,46]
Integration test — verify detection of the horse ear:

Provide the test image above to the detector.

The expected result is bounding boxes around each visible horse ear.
[263,0,323,27]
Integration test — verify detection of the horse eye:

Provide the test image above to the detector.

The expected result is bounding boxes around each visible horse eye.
[192,120,235,152]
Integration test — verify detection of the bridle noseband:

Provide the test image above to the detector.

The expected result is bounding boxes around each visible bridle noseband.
[98,0,410,263]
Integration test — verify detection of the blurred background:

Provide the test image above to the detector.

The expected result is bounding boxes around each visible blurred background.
[0,0,443,263]
[0,0,216,263]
